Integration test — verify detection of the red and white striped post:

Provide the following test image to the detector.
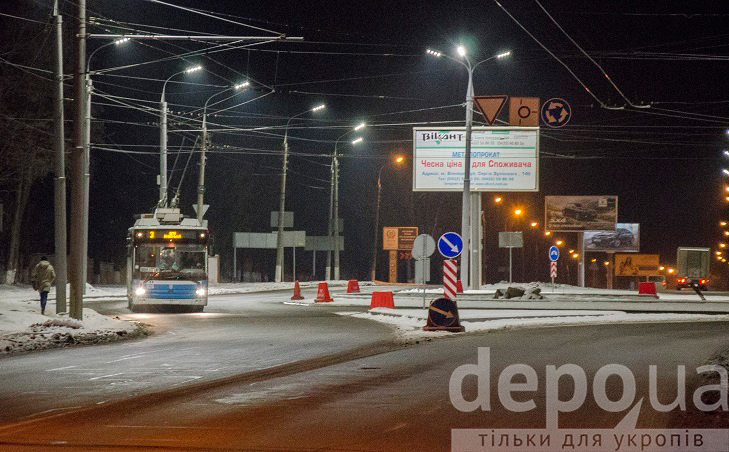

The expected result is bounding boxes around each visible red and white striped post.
[444,259,458,300]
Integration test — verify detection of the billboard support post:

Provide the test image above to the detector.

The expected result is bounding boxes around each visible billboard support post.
[578,232,585,287]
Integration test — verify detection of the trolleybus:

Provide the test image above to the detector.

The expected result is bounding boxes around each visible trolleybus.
[127,208,208,312]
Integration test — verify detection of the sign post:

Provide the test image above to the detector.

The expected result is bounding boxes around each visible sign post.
[549,245,560,289]
[412,234,436,308]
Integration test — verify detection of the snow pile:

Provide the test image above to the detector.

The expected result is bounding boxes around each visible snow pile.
[0,285,147,356]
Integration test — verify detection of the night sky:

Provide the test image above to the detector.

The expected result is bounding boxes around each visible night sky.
[4,1,728,284]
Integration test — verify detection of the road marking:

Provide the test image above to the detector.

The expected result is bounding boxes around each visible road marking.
[45,366,77,372]
[383,422,409,433]
[17,406,82,420]
[105,354,145,364]
[89,373,124,381]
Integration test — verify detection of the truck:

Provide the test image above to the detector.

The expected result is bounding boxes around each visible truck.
[675,247,710,290]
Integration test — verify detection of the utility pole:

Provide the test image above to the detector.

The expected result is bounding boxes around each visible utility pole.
[197,115,207,223]
[69,0,86,320]
[52,0,67,313]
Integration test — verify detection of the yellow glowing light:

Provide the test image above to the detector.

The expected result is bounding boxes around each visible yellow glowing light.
[667,268,675,274]
[721,243,727,248]
[494,196,502,204]
[591,259,597,262]
[722,221,728,226]
[530,222,538,228]
[394,155,405,164]
[604,261,610,266]
[568,249,574,254]
[572,253,579,259]
[149,231,155,239]
[514,208,523,216]
[556,240,563,246]
[544,231,551,236]
[717,251,723,255]
[163,231,182,239]
[659,266,665,271]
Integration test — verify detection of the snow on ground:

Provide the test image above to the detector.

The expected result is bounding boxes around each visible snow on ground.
[0,284,145,356]
[337,308,729,343]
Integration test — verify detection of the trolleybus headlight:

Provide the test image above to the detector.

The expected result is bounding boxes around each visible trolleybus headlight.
[196,288,206,297]
[135,287,146,296]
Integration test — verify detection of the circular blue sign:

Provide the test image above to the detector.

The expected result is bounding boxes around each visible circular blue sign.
[428,298,458,327]
[541,98,571,128]
[549,246,560,261]
[438,232,463,259]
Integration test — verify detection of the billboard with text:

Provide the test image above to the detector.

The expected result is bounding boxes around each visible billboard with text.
[545,196,618,232]
[412,127,539,192]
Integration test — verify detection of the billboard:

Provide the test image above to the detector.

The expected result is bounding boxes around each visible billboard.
[412,127,539,192]
[614,254,660,277]
[545,196,618,232]
[584,223,639,252]
[383,227,418,251]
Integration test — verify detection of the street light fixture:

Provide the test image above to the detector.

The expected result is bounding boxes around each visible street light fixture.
[530,222,538,228]
[494,196,503,204]
[427,44,512,289]
[370,154,406,281]
[556,240,564,246]
[159,64,203,207]
[275,103,327,282]
[327,123,366,280]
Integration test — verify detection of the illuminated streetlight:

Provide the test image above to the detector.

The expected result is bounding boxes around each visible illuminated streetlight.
[723,169,729,176]
[530,221,538,228]
[572,253,579,259]
[659,266,665,271]
[604,261,610,266]
[717,251,723,255]
[494,196,503,204]
[371,155,407,280]
[722,221,728,226]
[724,231,729,236]
[721,243,727,248]
[275,103,327,282]
[544,231,552,236]
[457,45,467,57]
[354,122,366,131]
[496,51,512,59]
[667,268,675,274]
[514,208,523,216]
[556,240,564,246]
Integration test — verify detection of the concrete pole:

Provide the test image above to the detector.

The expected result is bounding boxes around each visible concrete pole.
[470,191,481,288]
[196,115,207,224]
[69,0,86,320]
[460,67,474,289]
[274,130,289,282]
[52,0,67,313]
[159,97,168,206]
[577,232,585,287]
[333,152,340,280]
[370,168,383,281]
[325,156,334,280]
[82,76,91,292]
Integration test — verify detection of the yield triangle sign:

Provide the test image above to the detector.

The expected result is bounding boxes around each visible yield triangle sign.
[474,95,508,125]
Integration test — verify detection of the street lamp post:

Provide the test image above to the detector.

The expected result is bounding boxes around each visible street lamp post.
[160,65,202,207]
[326,124,365,280]
[197,81,250,223]
[370,155,405,281]
[427,47,511,290]
[275,104,325,283]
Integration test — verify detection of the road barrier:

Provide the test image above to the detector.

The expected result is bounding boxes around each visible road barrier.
[347,280,360,293]
[370,291,394,309]
[314,282,333,303]
[291,280,305,300]
[638,282,659,299]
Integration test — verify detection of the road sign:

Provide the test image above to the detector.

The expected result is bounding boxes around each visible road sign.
[498,231,524,248]
[474,96,508,125]
[541,98,572,128]
[428,297,459,326]
[509,97,540,127]
[383,226,419,250]
[549,246,560,261]
[412,234,436,260]
[193,204,210,217]
[438,232,463,259]
[550,261,558,278]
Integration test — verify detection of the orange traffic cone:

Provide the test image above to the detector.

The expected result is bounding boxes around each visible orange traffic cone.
[291,280,304,300]
[347,280,360,293]
[369,292,394,309]
[456,280,464,293]
[314,282,333,303]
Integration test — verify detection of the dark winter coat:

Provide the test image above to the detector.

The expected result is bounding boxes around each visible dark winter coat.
[31,260,56,293]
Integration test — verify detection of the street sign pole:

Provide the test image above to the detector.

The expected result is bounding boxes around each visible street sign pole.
[509,246,513,284]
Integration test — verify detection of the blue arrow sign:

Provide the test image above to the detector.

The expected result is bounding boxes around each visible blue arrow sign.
[438,232,463,259]
[549,246,560,261]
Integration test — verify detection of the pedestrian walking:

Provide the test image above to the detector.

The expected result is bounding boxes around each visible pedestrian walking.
[31,256,56,315]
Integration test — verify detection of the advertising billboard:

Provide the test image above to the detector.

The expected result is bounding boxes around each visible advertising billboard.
[545,196,618,232]
[584,223,639,252]
[412,127,539,192]
[614,254,660,277]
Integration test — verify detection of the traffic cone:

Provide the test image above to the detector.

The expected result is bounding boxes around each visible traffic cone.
[291,280,304,300]
[314,282,333,303]
[370,292,395,309]
[347,280,360,293]
[456,280,464,293]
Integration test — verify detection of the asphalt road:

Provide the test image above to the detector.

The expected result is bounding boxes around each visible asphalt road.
[1,290,729,451]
